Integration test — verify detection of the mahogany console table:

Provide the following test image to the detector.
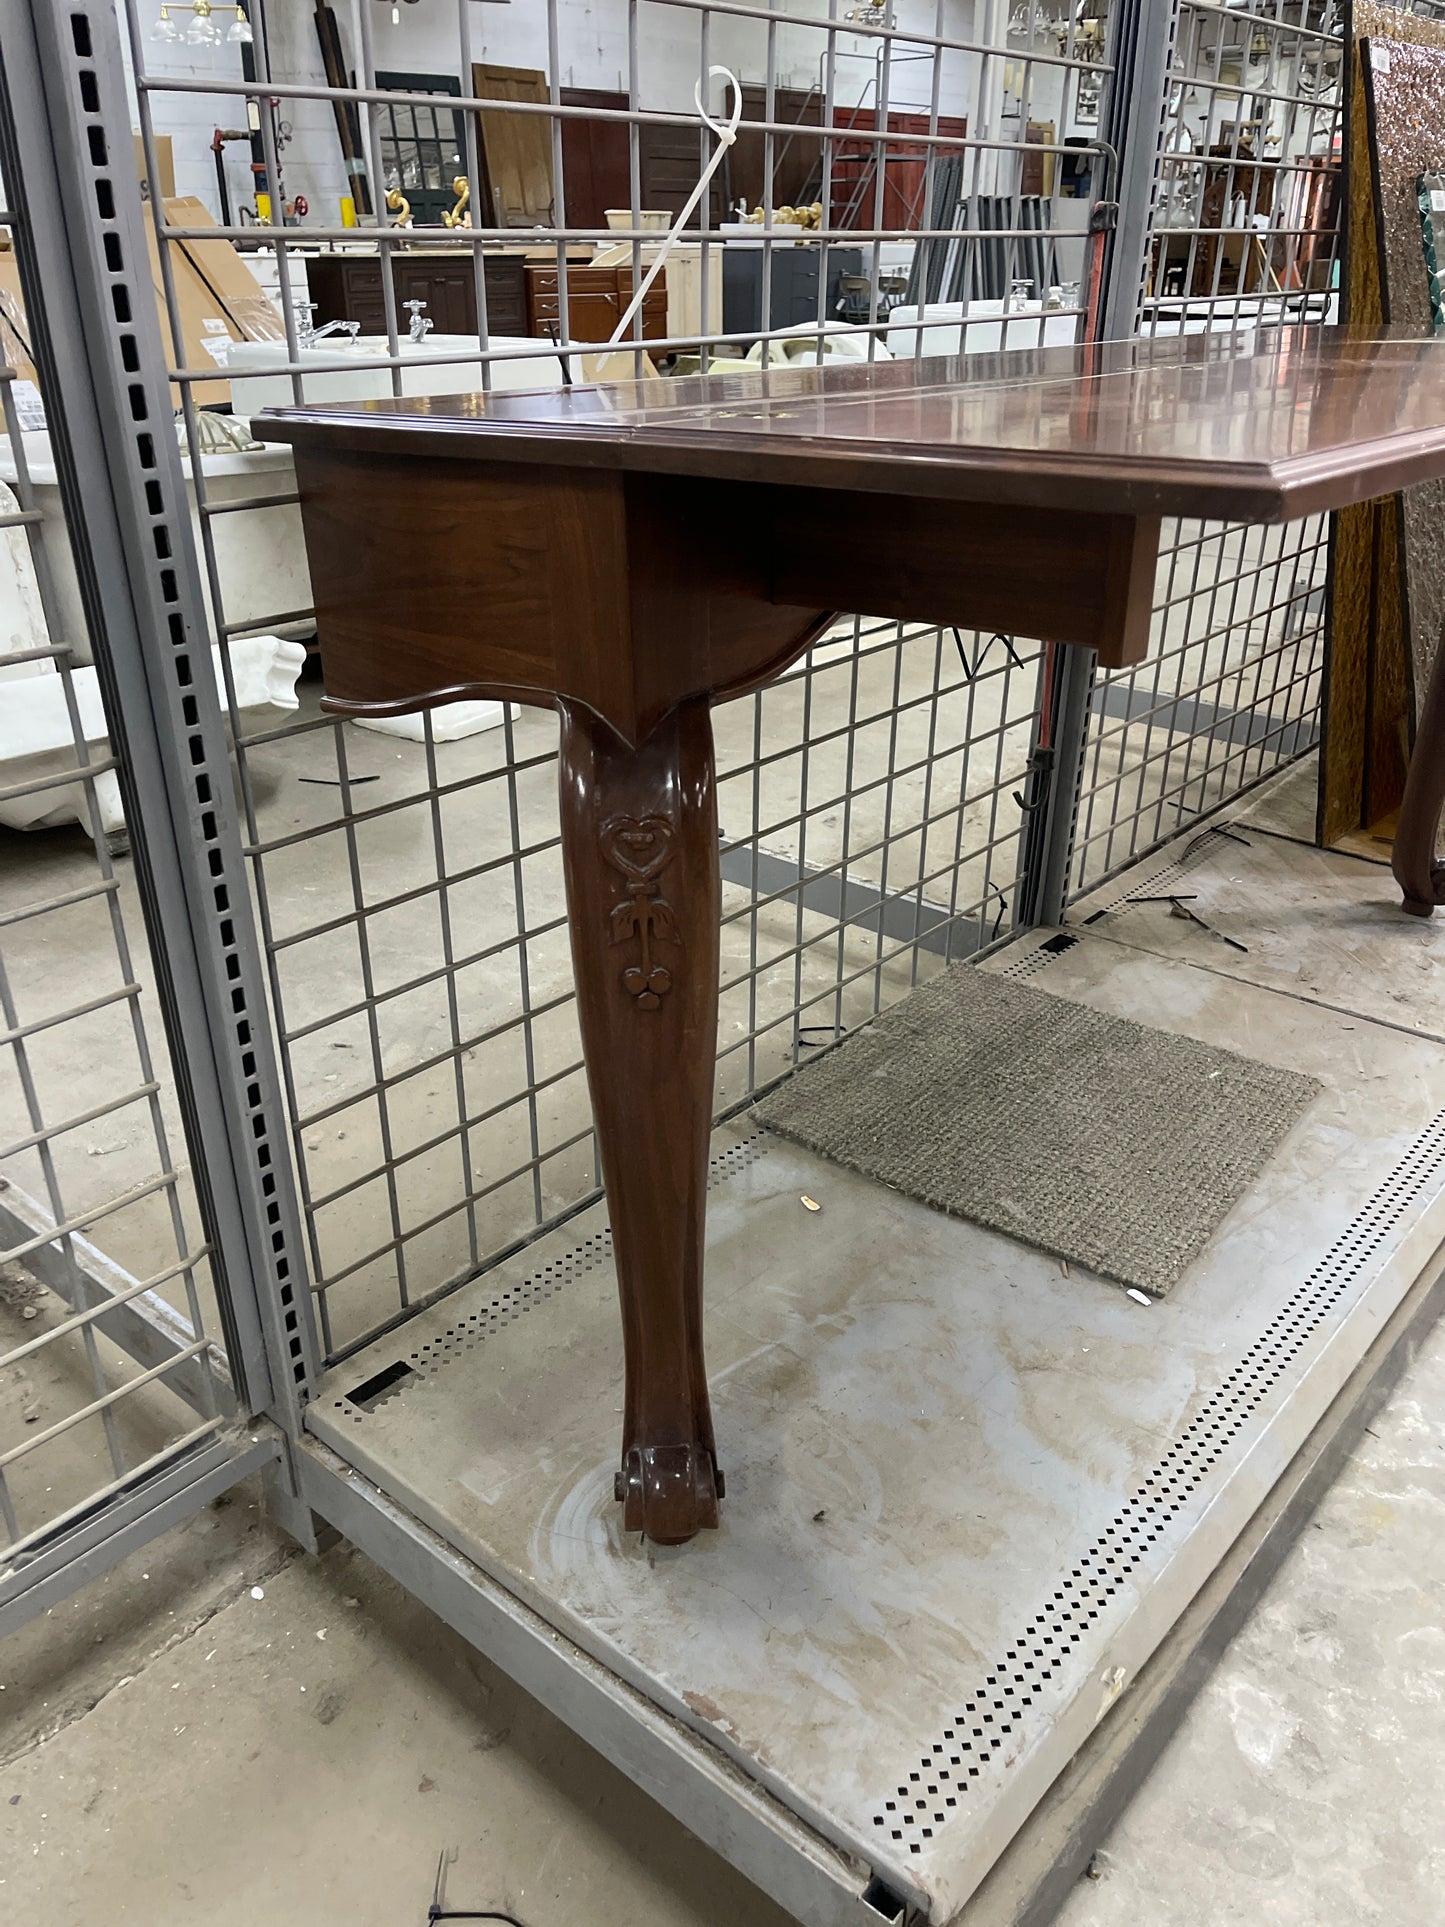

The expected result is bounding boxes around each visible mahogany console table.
[258,328,1445,1546]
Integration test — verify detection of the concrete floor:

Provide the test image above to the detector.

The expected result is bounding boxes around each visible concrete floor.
[4,1313,1444,1927]
[0,1501,799,1927]
[6,757,1445,1925]
[1059,1315,1445,1927]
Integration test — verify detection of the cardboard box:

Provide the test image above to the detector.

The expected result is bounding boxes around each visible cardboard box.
[0,197,286,410]
[580,348,664,383]
[134,132,176,200]
[152,196,285,403]
[0,257,37,388]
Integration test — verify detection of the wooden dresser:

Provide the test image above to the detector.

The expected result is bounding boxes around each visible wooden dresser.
[525,263,668,345]
[303,251,529,337]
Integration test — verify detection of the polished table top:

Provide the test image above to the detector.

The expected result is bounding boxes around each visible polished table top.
[257,326,1445,523]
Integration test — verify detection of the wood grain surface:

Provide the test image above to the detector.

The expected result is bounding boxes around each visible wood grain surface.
[259,329,1445,525]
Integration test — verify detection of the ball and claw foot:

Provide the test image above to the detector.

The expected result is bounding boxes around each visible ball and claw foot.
[614,1444,724,1545]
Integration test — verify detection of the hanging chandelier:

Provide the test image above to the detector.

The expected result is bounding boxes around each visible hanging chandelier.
[152,1,253,45]
[844,0,896,26]
[1057,0,1107,64]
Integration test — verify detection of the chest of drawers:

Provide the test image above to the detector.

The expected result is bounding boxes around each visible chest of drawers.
[303,252,529,337]
[525,263,668,344]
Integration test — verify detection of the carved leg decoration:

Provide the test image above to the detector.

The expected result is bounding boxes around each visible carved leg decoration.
[1393,620,1445,916]
[557,695,723,1545]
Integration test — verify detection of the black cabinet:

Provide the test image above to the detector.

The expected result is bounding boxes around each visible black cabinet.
[721,245,864,344]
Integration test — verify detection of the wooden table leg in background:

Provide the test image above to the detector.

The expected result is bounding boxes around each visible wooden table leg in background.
[1393,618,1445,916]
[557,694,723,1544]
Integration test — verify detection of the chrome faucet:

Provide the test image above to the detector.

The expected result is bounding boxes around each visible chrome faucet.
[404,298,434,344]
[292,300,360,347]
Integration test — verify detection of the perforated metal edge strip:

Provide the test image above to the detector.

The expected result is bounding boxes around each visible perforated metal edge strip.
[868,1104,1445,1857]
[1086,822,1239,918]
[325,1132,769,1427]
[993,931,1082,981]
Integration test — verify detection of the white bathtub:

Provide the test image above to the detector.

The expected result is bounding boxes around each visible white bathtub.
[0,636,305,835]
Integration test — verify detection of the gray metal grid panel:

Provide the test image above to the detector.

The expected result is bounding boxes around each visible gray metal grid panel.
[119,0,1102,1364]
[1073,512,1329,890]
[0,7,232,1582]
[237,618,1044,1368]
[1070,0,1348,896]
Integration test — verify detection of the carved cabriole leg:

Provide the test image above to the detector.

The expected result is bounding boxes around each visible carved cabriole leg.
[1393,619,1445,916]
[557,694,722,1545]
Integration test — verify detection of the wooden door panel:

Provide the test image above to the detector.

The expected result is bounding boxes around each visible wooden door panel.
[473,64,555,227]
[732,85,823,214]
[560,87,632,230]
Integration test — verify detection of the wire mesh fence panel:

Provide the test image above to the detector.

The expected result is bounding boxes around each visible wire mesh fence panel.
[238,620,1044,1363]
[711,617,1043,1103]
[1073,512,1329,889]
[0,185,232,1579]
[1070,0,1347,895]
[0,0,1430,1595]
[114,0,1106,1362]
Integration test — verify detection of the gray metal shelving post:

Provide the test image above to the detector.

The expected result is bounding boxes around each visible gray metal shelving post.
[0,0,320,1512]
[1015,0,1179,930]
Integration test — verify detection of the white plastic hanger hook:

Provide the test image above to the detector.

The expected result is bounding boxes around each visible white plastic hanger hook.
[694,65,742,147]
[607,65,743,350]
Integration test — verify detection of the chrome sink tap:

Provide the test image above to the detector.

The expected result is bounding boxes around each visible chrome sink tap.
[404,298,434,344]
[292,301,360,347]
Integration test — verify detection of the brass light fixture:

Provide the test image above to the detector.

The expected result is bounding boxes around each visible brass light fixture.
[844,0,896,25]
[1058,1,1108,65]
[152,1,253,45]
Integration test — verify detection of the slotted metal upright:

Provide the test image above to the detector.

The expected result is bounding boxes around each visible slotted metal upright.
[0,0,321,1632]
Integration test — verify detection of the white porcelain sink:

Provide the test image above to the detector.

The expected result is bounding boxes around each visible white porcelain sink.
[886,300,1081,360]
[226,333,573,420]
